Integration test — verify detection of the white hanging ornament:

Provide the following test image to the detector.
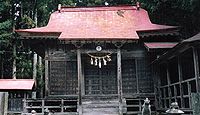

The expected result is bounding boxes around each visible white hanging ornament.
[98,58,102,68]
[107,55,112,61]
[95,58,98,66]
[103,57,107,65]
[90,57,94,65]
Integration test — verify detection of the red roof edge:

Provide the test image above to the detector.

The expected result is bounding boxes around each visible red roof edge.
[0,79,35,91]
[144,42,178,49]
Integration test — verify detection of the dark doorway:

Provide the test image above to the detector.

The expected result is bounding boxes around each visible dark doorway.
[83,54,117,95]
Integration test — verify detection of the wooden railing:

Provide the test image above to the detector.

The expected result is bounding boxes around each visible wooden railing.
[22,99,78,115]
[8,98,23,113]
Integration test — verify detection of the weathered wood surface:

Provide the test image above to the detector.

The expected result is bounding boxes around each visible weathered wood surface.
[0,92,8,115]
[0,92,5,115]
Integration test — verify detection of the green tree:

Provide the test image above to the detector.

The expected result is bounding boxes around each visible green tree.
[0,0,13,78]
[139,0,200,38]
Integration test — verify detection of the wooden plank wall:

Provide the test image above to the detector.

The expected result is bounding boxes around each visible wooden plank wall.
[157,46,200,114]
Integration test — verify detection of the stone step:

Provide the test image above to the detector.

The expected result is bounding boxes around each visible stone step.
[83,107,119,115]
[83,104,119,108]
[83,111,118,115]
[82,100,120,115]
[82,96,122,115]
[82,100,119,104]
[82,95,118,101]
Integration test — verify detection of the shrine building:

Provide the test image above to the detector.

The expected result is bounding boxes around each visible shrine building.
[3,5,193,115]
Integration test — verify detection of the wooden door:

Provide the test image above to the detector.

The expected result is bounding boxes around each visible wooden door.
[84,55,117,95]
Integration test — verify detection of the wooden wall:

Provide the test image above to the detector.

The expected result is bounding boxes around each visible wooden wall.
[45,42,154,98]
[156,46,200,114]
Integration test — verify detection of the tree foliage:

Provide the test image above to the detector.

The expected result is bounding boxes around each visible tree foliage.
[139,0,200,38]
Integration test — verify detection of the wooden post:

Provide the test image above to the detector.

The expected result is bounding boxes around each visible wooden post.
[42,99,45,114]
[166,63,171,105]
[38,56,43,97]
[135,59,139,93]
[117,48,123,115]
[3,92,8,115]
[192,47,200,93]
[77,48,82,115]
[0,92,4,115]
[61,99,64,113]
[33,52,37,87]
[45,50,49,97]
[12,43,16,79]
[177,56,184,108]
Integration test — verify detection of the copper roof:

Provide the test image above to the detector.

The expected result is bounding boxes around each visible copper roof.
[16,6,177,40]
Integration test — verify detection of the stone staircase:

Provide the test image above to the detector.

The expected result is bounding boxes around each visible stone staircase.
[82,96,126,115]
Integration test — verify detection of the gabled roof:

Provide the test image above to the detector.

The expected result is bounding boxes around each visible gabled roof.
[16,6,177,40]
[0,79,35,91]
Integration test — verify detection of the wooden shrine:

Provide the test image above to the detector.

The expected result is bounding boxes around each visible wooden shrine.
[15,5,180,115]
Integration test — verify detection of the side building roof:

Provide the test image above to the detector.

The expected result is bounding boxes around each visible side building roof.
[153,32,200,64]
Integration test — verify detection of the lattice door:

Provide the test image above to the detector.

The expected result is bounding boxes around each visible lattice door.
[84,56,117,95]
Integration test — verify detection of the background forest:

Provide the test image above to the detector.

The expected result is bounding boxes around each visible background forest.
[0,0,200,81]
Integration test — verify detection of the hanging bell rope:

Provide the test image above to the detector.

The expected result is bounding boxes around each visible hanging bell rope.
[87,53,112,68]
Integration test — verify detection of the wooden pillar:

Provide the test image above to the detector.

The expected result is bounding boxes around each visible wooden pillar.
[77,48,82,115]
[3,92,8,115]
[177,56,184,108]
[38,56,43,97]
[33,52,37,87]
[117,48,123,115]
[192,47,200,93]
[135,59,139,93]
[12,43,16,79]
[45,50,49,97]
[166,63,171,105]
[165,63,171,105]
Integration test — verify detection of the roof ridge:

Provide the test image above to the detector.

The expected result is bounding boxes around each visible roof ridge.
[60,5,137,12]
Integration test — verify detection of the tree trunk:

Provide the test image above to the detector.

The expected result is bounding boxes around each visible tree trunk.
[1,58,3,79]
[12,44,16,79]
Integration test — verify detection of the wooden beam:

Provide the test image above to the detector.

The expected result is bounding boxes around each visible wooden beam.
[117,48,123,115]
[77,48,82,115]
